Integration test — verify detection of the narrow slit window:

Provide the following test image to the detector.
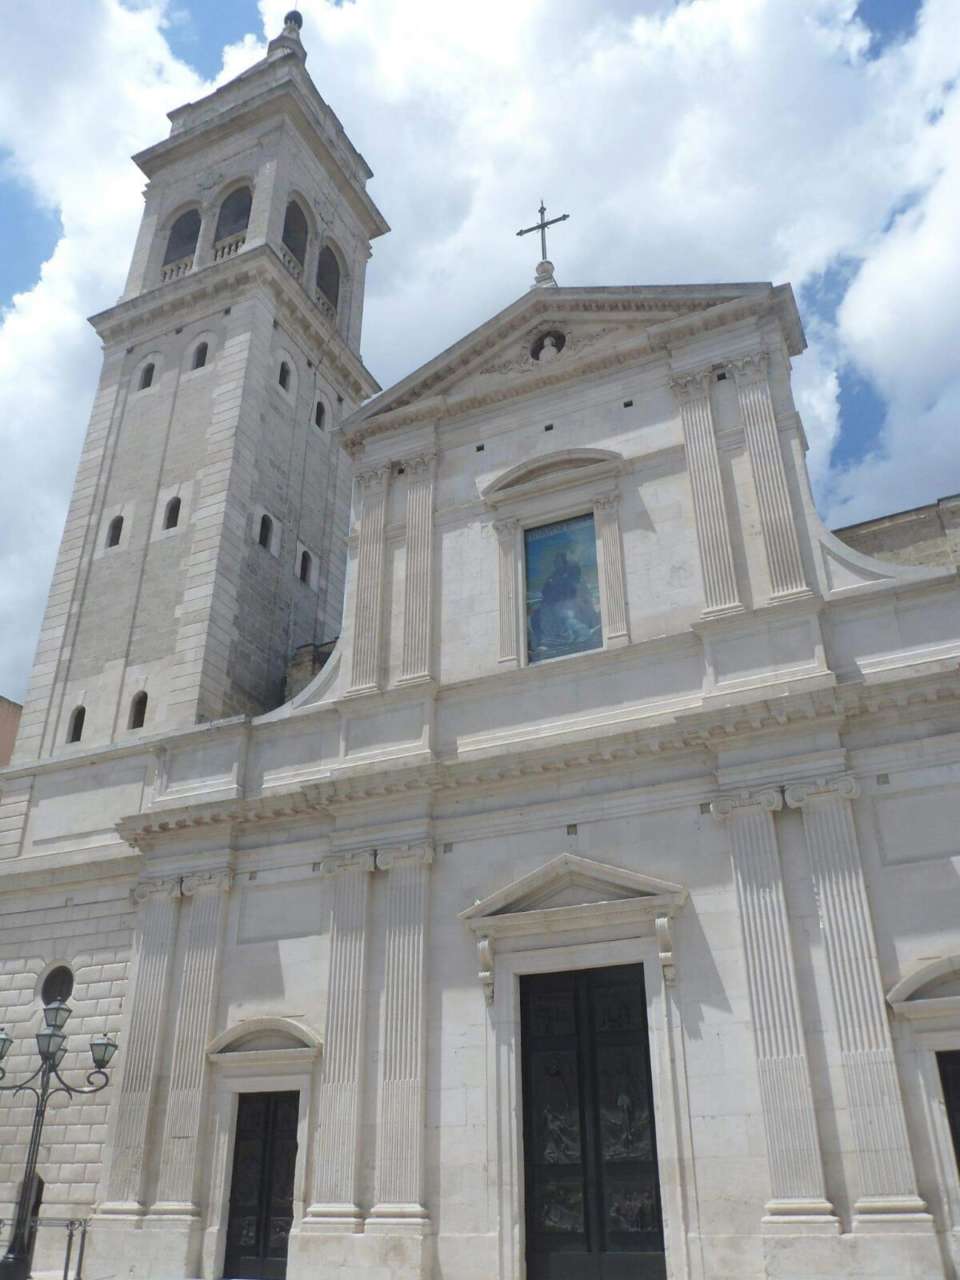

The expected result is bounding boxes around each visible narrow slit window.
[299,550,313,584]
[163,497,181,530]
[258,514,273,550]
[106,515,123,548]
[314,402,325,430]
[67,706,85,744]
[278,361,291,391]
[139,363,155,390]
[129,691,148,730]
[192,342,208,370]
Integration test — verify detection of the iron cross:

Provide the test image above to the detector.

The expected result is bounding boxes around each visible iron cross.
[516,200,570,262]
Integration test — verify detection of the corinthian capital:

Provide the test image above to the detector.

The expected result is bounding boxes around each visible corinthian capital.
[669,368,711,401]
[784,774,860,809]
[711,787,783,820]
[354,462,391,492]
[726,350,770,384]
[401,451,437,477]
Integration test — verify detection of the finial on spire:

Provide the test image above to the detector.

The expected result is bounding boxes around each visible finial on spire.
[268,9,307,63]
[516,201,569,290]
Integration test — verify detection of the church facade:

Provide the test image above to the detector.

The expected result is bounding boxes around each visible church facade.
[3,13,960,1280]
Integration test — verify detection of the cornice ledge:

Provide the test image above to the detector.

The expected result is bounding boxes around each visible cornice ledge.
[117,787,329,850]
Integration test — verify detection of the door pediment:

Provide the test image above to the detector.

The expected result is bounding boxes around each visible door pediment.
[459,853,687,1003]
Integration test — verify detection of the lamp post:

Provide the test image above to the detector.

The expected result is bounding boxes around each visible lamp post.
[0,1000,118,1280]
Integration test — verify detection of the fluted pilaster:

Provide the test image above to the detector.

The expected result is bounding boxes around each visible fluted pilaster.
[152,869,232,1215]
[594,493,629,646]
[672,371,742,616]
[306,851,375,1230]
[713,789,835,1229]
[100,877,181,1213]
[349,463,390,694]
[785,776,930,1225]
[369,844,433,1231]
[730,352,808,600]
[400,454,436,682]
[493,518,520,666]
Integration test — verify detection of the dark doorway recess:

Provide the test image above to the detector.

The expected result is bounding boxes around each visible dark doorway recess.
[223,1090,299,1279]
[939,1051,960,1176]
[520,964,666,1279]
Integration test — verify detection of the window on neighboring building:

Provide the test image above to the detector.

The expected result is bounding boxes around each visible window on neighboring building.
[162,208,201,266]
[139,363,155,390]
[163,496,181,530]
[129,691,148,730]
[192,341,208,370]
[214,186,252,242]
[524,513,602,665]
[299,549,313,584]
[314,401,325,430]
[281,200,309,266]
[106,515,123,548]
[41,966,74,1006]
[316,246,341,311]
[67,706,85,744]
[939,1051,960,1176]
[278,361,291,391]
[258,514,273,550]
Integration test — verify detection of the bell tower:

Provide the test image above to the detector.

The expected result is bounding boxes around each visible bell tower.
[13,12,388,763]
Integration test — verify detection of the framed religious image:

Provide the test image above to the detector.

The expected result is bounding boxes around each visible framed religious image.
[524,513,603,664]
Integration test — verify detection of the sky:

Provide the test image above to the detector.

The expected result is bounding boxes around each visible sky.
[0,0,958,702]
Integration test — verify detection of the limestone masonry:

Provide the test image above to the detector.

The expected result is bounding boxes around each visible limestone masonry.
[2,13,960,1280]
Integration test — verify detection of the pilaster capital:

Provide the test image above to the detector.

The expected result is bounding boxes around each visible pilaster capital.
[593,491,621,515]
[131,876,181,907]
[711,787,783,820]
[726,350,770,384]
[669,367,711,401]
[182,867,233,896]
[492,516,519,539]
[319,850,376,877]
[401,451,437,477]
[354,462,391,492]
[375,842,434,872]
[784,774,860,809]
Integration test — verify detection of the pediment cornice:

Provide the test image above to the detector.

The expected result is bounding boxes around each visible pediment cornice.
[344,282,803,447]
[89,244,379,402]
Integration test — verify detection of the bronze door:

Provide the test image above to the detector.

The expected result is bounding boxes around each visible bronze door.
[520,965,666,1280]
[224,1091,299,1280]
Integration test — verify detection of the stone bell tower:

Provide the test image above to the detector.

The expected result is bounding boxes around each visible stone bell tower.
[13,12,388,763]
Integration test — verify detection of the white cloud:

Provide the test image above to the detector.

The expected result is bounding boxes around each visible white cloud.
[0,0,958,699]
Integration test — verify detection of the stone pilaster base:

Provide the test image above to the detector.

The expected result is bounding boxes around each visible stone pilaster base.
[288,1222,432,1280]
[762,1225,945,1280]
[85,1211,202,1280]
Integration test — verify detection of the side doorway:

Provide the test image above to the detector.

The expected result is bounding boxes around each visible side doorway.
[223,1091,299,1280]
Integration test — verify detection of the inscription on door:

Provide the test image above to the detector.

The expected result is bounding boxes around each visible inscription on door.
[520,965,665,1279]
[224,1091,299,1280]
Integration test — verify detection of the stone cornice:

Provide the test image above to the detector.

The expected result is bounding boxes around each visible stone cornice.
[88,244,379,402]
[343,284,802,447]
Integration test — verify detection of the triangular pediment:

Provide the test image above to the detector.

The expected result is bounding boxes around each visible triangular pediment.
[345,282,803,446]
[460,852,685,925]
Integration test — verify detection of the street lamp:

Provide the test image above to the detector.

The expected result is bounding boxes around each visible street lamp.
[0,1001,118,1280]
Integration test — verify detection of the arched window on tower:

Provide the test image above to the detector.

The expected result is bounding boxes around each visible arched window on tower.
[192,341,208,370]
[299,549,313,584]
[129,691,148,730]
[281,200,308,267]
[214,186,252,253]
[278,362,291,392]
[163,496,181,530]
[316,246,341,313]
[106,515,123,548]
[139,363,155,390]
[67,706,85,744]
[258,513,274,550]
[162,208,201,268]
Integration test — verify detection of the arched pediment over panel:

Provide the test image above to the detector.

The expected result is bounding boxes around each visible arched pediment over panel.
[888,955,960,1019]
[207,1016,322,1065]
[459,852,687,1003]
[481,448,625,506]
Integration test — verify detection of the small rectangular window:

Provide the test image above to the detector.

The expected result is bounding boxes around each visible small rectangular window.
[524,513,602,665]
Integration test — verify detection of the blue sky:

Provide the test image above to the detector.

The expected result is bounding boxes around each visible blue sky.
[1,0,958,700]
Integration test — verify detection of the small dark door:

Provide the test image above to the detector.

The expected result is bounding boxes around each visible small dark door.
[224,1091,299,1280]
[938,1051,960,1175]
[520,964,665,1280]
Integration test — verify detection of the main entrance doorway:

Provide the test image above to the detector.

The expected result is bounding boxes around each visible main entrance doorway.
[223,1091,299,1280]
[520,964,665,1279]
